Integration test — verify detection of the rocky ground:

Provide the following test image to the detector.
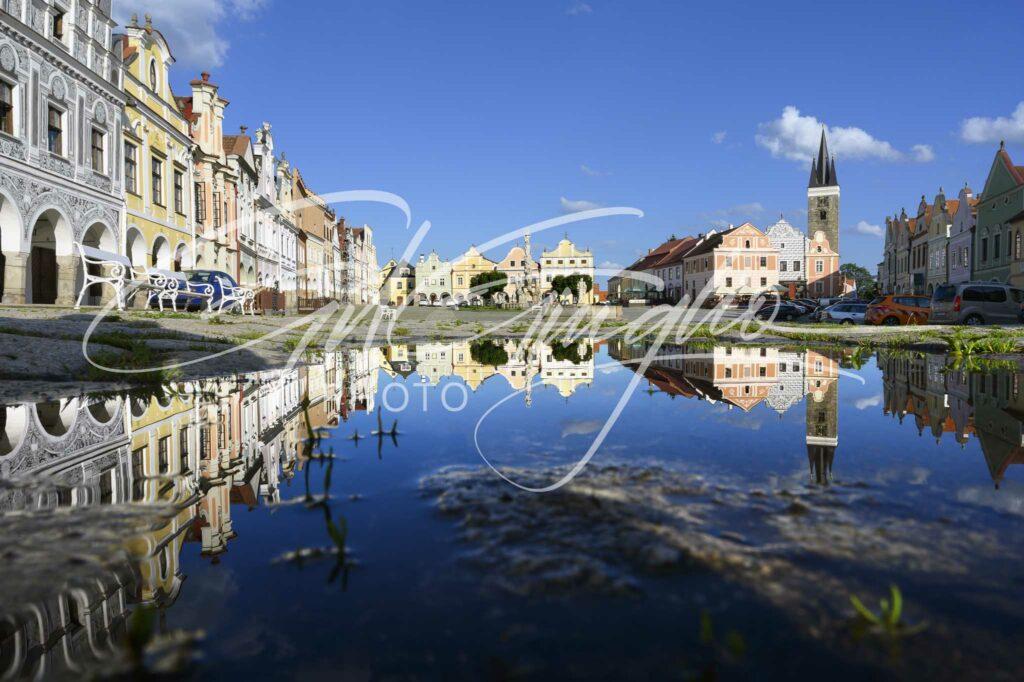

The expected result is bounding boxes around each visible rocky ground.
[421,463,1024,680]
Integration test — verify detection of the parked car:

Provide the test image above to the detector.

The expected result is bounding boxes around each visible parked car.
[179,270,240,310]
[865,294,931,326]
[821,302,867,324]
[930,282,1024,325]
[754,301,804,321]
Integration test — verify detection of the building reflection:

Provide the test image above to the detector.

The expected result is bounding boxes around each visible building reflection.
[0,338,599,677]
[610,340,842,484]
[876,351,1024,488]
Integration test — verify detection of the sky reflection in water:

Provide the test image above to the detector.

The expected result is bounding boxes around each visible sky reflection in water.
[1,339,1023,679]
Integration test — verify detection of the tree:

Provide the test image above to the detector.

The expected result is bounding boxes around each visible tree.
[840,263,878,299]
[469,271,507,302]
[470,340,508,366]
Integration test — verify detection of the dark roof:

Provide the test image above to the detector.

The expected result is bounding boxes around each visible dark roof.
[683,226,738,258]
[808,129,839,188]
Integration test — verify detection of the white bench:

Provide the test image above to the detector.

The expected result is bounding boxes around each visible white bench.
[74,244,143,311]
[147,268,215,313]
[214,276,256,315]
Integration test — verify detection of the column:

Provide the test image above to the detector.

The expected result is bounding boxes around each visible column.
[55,255,76,306]
[1,252,28,304]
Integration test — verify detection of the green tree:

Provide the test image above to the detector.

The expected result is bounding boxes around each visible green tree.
[840,263,878,299]
[470,340,508,366]
[469,271,507,301]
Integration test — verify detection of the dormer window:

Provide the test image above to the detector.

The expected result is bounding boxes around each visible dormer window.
[149,60,157,90]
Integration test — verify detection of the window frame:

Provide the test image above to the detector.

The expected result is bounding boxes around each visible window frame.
[173,168,184,214]
[46,103,64,156]
[90,127,105,174]
[0,78,14,136]
[123,141,138,194]
[150,153,165,206]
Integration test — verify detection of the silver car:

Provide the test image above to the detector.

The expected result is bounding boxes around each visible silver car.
[930,283,1024,325]
[822,302,867,324]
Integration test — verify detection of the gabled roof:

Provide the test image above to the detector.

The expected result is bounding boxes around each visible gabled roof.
[684,226,738,258]
[650,236,699,267]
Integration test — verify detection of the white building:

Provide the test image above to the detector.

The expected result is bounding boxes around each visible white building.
[764,216,805,292]
[225,128,257,285]
[0,0,125,305]
[252,123,298,299]
[342,222,378,304]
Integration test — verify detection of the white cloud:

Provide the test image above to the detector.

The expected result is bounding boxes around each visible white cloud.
[911,144,935,163]
[711,131,727,144]
[598,260,623,271]
[853,220,883,238]
[114,0,269,68]
[580,164,610,177]
[960,102,1024,144]
[561,419,603,438]
[566,2,593,15]
[755,106,932,163]
[854,393,882,410]
[560,196,602,213]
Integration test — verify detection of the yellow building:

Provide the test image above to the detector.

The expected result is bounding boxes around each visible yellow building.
[379,258,415,306]
[451,245,497,304]
[115,17,194,277]
[540,238,595,304]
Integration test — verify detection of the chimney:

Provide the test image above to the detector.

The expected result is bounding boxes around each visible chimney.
[201,72,211,83]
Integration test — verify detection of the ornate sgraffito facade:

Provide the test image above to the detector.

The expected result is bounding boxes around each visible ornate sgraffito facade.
[765,216,805,291]
[116,15,194,289]
[0,0,124,305]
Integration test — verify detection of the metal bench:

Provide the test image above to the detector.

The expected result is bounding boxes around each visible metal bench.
[214,276,256,315]
[147,268,215,313]
[74,244,144,311]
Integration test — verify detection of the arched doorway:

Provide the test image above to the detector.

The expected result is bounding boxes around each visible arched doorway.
[77,222,116,306]
[28,208,72,304]
[0,192,22,303]
[151,236,171,270]
[126,227,146,268]
[174,242,188,272]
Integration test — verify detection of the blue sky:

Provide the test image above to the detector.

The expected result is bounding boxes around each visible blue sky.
[119,0,1024,277]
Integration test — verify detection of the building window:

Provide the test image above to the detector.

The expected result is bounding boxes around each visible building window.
[725,277,732,287]
[179,428,189,472]
[124,142,137,193]
[149,60,157,90]
[151,155,164,205]
[793,260,800,271]
[194,183,206,223]
[815,260,823,273]
[90,128,104,172]
[725,256,732,267]
[52,10,64,40]
[760,277,767,286]
[981,237,988,262]
[780,261,787,272]
[0,80,12,135]
[994,234,1001,260]
[213,191,222,228]
[759,256,767,268]
[46,105,63,155]
[744,240,751,248]
[158,436,170,473]
[173,170,184,213]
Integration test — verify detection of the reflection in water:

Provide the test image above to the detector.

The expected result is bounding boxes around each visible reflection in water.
[610,341,841,484]
[3,340,1024,677]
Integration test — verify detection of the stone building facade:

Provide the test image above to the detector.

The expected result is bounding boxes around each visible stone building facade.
[976,143,1024,286]
[948,185,977,285]
[0,0,125,305]
[414,250,450,304]
[807,130,840,263]
[116,15,194,294]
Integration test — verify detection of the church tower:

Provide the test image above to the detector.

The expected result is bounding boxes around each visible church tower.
[807,129,840,257]
[805,350,839,485]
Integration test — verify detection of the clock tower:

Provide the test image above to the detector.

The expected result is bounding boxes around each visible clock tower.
[807,129,840,257]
